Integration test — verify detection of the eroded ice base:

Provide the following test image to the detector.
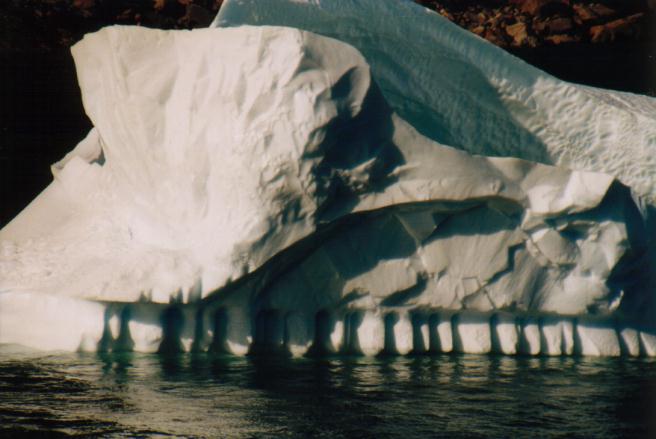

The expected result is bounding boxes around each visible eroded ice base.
[3,291,655,357]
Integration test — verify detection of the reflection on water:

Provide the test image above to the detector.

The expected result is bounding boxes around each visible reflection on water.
[1,349,655,438]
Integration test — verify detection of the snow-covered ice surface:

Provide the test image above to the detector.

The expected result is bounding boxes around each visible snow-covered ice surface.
[1,0,655,355]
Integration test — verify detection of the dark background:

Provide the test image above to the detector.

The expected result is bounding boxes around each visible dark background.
[1,1,655,228]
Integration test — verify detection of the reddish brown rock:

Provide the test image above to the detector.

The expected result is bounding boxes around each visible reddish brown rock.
[533,18,548,33]
[520,0,570,16]
[484,29,507,46]
[546,17,574,33]
[545,33,580,44]
[506,21,529,46]
[572,3,616,25]
[471,25,486,36]
[590,13,645,42]
[573,4,594,21]
[589,3,617,18]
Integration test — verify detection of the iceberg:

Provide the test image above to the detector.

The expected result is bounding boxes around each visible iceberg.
[0,0,654,356]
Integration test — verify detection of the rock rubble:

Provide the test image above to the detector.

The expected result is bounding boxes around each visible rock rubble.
[1,0,651,49]
[416,0,651,48]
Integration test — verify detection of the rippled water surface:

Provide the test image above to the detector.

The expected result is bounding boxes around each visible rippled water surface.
[1,348,655,438]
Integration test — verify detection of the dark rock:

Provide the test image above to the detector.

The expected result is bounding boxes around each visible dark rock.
[589,3,617,18]
[484,28,507,46]
[541,2,574,18]
[545,33,580,44]
[572,4,598,22]
[590,12,645,42]
[520,0,570,17]
[179,4,212,28]
[546,16,574,33]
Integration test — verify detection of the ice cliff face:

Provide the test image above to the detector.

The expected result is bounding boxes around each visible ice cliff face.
[0,0,654,356]
[215,0,656,208]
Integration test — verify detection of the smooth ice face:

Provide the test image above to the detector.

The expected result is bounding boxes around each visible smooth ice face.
[0,9,653,354]
[215,0,656,208]
[1,25,373,303]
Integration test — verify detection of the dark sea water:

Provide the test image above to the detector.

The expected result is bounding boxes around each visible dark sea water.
[1,349,655,439]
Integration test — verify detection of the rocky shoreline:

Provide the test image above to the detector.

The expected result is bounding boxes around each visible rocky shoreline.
[419,0,652,48]
[0,0,652,49]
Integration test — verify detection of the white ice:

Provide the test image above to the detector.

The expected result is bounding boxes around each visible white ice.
[0,0,654,355]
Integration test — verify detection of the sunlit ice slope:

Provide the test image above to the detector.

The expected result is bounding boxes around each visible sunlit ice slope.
[0,13,653,355]
[215,0,656,210]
